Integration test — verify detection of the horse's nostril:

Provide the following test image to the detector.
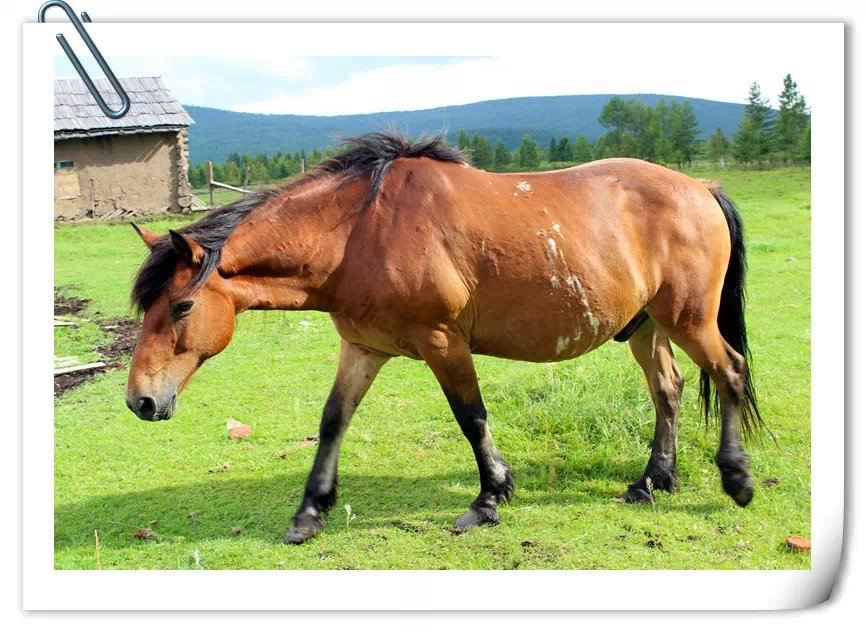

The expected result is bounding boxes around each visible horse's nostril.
[137,396,156,419]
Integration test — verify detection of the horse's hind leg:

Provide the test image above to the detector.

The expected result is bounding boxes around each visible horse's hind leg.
[659,321,755,507]
[284,339,389,544]
[621,318,684,503]
[417,327,514,530]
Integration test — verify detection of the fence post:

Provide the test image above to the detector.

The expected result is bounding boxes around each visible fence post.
[300,158,305,174]
[207,161,214,207]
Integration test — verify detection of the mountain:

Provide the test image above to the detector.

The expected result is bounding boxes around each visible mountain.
[184,94,749,165]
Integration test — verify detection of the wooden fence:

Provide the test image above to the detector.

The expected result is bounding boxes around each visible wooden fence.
[206,160,250,206]
[199,159,306,210]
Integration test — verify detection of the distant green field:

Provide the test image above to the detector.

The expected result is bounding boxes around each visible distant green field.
[54,166,810,570]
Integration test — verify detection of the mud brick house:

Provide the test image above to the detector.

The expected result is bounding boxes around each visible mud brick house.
[53,76,194,220]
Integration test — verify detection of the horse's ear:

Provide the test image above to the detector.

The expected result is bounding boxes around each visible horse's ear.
[131,222,161,249]
[168,230,204,265]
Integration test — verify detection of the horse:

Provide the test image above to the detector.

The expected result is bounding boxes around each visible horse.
[126,131,762,544]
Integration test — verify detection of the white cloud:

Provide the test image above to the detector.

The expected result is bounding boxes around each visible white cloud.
[260,57,312,80]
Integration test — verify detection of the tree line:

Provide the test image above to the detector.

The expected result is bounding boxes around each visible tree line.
[720,74,811,166]
[189,74,809,189]
[188,148,331,189]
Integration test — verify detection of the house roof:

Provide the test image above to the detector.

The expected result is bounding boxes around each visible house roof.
[54,76,194,140]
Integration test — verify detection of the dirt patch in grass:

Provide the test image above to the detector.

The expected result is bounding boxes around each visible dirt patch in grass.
[54,292,89,316]
[97,319,140,362]
[54,291,140,397]
[55,364,106,396]
[54,317,139,397]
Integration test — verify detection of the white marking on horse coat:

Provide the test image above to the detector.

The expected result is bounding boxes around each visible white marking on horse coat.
[538,230,559,286]
[536,224,601,345]
[516,181,532,192]
[565,274,600,337]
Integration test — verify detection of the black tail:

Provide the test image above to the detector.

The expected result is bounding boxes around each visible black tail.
[700,186,766,440]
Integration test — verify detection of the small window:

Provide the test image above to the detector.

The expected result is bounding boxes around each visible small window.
[54,160,75,169]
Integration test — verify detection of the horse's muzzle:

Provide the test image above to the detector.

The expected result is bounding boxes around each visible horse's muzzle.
[126,391,177,421]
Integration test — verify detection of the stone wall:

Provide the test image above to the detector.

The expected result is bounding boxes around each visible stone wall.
[53,130,190,221]
[175,129,192,213]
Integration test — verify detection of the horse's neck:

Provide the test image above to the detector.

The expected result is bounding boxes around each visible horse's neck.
[221,190,355,313]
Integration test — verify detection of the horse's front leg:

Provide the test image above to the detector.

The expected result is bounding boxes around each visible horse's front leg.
[283,339,389,544]
[417,327,514,530]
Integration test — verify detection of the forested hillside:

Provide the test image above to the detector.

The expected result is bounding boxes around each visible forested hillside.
[186,93,749,163]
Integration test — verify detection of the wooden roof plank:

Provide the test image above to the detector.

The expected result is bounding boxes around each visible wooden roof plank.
[53,76,194,137]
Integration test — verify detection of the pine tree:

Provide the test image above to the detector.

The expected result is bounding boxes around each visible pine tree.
[518,136,540,169]
[572,136,594,163]
[707,127,730,167]
[668,101,700,166]
[797,123,811,162]
[268,157,283,180]
[493,141,511,169]
[733,118,763,164]
[188,163,206,188]
[648,100,671,163]
[774,73,810,162]
[251,161,269,183]
[457,130,471,151]
[633,101,658,161]
[548,137,559,162]
[470,134,493,169]
[222,161,240,185]
[733,81,773,164]
[557,137,572,162]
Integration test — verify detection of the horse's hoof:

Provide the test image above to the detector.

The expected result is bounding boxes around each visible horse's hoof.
[454,506,500,531]
[620,485,653,504]
[716,450,754,507]
[283,513,324,545]
[721,471,754,507]
[647,467,679,493]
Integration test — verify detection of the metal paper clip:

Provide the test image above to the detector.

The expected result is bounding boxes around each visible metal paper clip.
[38,1,130,119]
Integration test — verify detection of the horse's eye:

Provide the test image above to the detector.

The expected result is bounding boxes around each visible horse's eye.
[171,300,194,320]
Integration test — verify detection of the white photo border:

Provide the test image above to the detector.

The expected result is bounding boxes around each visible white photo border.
[23,22,844,610]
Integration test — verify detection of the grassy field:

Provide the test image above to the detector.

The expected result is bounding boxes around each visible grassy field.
[54,166,811,570]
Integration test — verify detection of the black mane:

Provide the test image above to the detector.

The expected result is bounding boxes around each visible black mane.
[131,130,465,313]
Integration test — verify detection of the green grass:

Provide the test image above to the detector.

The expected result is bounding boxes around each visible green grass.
[54,166,810,570]
[54,315,110,364]
[191,187,244,207]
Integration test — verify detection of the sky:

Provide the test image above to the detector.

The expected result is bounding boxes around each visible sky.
[55,53,812,116]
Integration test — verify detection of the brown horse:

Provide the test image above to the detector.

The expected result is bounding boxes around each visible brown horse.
[126,131,761,544]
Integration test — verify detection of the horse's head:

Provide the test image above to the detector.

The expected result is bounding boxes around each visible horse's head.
[125,224,236,421]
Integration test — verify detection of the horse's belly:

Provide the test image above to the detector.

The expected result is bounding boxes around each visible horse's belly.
[469,289,630,362]
[467,219,651,362]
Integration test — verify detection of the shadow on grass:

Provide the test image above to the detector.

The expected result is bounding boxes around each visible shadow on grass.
[55,457,729,554]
